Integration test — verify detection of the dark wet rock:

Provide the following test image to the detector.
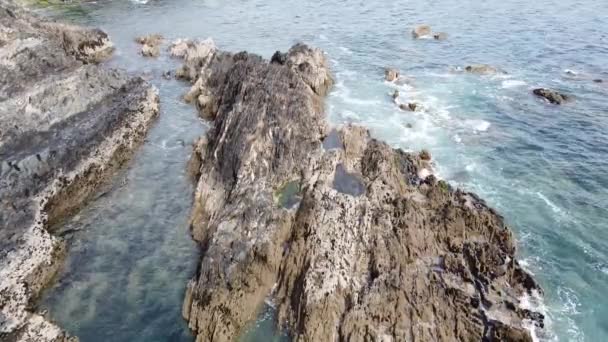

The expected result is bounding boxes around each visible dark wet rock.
[533,88,570,105]
[405,123,413,128]
[412,24,432,39]
[593,79,603,83]
[420,149,432,160]
[434,32,448,40]
[135,33,163,57]
[465,64,502,75]
[399,102,419,111]
[162,70,172,80]
[0,2,159,341]
[180,42,543,342]
[391,89,400,100]
[385,67,399,82]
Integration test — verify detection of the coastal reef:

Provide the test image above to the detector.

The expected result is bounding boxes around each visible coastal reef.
[176,40,544,341]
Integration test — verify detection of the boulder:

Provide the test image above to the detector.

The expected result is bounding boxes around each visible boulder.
[135,33,163,57]
[0,2,159,341]
[419,149,432,160]
[465,64,501,75]
[412,24,432,39]
[178,43,544,342]
[533,88,570,104]
[399,102,419,111]
[391,89,400,100]
[385,67,399,82]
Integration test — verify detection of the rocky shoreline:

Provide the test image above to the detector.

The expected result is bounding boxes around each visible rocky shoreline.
[0,1,159,340]
[176,41,544,341]
[0,1,546,341]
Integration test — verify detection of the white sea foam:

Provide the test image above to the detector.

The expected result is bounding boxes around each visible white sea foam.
[338,46,353,54]
[502,80,527,88]
[464,119,491,132]
[536,192,562,215]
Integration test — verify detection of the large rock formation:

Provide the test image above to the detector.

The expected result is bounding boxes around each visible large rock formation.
[0,1,159,341]
[178,41,544,341]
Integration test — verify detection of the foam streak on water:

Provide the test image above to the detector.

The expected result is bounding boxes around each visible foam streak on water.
[38,0,608,341]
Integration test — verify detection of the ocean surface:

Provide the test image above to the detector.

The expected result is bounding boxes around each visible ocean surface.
[34,0,608,341]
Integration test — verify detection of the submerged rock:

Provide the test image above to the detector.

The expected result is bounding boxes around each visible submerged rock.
[391,89,400,100]
[399,102,420,111]
[533,88,570,104]
[412,24,432,39]
[135,33,163,57]
[180,42,543,341]
[465,64,502,75]
[0,2,159,341]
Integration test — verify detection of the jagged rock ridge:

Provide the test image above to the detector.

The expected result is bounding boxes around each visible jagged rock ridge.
[176,40,544,341]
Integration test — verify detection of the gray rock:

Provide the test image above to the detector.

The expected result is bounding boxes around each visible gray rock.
[533,88,570,105]
[135,34,163,57]
[179,43,543,342]
[0,1,159,341]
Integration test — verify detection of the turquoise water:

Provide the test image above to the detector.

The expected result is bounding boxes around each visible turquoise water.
[38,0,608,341]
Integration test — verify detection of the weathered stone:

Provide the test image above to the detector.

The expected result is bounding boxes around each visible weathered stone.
[385,68,399,82]
[180,43,543,342]
[533,88,570,105]
[419,149,432,160]
[135,33,163,57]
[412,24,432,39]
[399,102,419,111]
[0,1,159,341]
[465,64,502,75]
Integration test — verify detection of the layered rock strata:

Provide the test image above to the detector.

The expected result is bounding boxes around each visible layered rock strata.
[0,1,159,341]
[178,41,544,341]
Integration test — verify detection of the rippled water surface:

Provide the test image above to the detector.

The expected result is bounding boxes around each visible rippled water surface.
[37,0,608,341]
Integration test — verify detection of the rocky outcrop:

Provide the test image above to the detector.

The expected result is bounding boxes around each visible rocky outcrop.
[533,88,570,105]
[135,34,163,57]
[179,41,543,341]
[0,1,159,341]
[412,25,447,41]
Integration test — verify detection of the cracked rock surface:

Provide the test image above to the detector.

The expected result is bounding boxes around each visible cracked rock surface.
[0,1,159,341]
[178,41,544,341]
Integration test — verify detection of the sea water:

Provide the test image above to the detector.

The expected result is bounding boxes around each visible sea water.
[36,0,608,341]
